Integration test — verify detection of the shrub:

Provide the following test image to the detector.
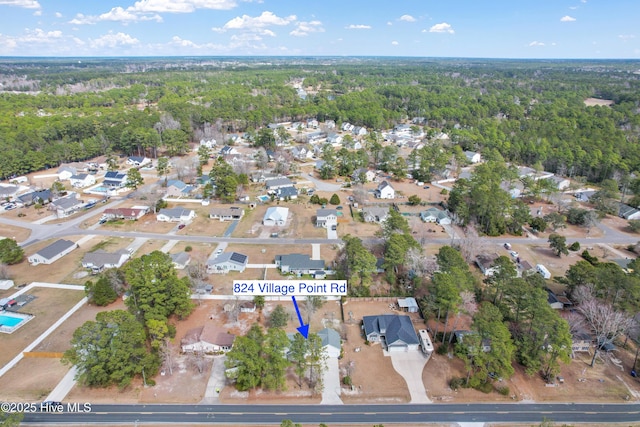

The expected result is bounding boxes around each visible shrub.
[436,343,449,355]
[581,250,599,265]
[440,188,448,195]
[476,381,493,394]
[184,245,193,252]
[329,194,340,205]
[568,241,580,251]
[342,375,352,386]
[497,385,510,396]
[449,377,465,390]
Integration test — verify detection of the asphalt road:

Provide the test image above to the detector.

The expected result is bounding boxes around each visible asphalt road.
[19,403,640,425]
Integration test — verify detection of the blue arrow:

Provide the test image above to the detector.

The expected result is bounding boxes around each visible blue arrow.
[291,296,309,339]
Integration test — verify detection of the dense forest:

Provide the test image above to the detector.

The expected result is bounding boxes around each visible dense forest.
[1,57,639,182]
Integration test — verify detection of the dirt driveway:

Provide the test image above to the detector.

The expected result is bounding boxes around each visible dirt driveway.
[389,351,431,403]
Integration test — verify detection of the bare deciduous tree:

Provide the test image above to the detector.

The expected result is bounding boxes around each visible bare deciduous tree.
[406,248,438,277]
[0,263,11,280]
[565,311,587,336]
[187,351,208,374]
[457,225,485,264]
[160,338,177,376]
[577,290,633,367]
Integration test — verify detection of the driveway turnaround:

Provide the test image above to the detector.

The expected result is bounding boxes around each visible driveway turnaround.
[389,351,431,403]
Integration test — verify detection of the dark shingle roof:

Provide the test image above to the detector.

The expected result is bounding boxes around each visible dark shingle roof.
[36,239,76,260]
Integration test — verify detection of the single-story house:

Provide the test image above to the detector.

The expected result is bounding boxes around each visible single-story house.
[18,189,52,206]
[207,252,248,274]
[127,156,150,167]
[102,207,148,221]
[420,207,451,225]
[544,175,571,191]
[275,254,325,275]
[69,173,96,188]
[82,249,130,274]
[0,184,20,201]
[157,208,196,222]
[170,252,191,270]
[49,194,85,218]
[209,206,244,221]
[240,301,256,313]
[571,331,592,355]
[326,133,343,145]
[546,289,571,310]
[263,207,289,226]
[398,297,419,313]
[619,203,640,220]
[28,239,78,266]
[453,330,492,353]
[165,180,195,198]
[316,208,338,228]
[464,151,482,164]
[574,190,597,202]
[181,324,236,353]
[362,314,420,352]
[318,328,341,358]
[475,253,500,276]
[265,177,294,191]
[219,145,239,156]
[57,165,77,181]
[375,181,395,199]
[103,171,128,189]
[275,186,298,200]
[362,206,390,223]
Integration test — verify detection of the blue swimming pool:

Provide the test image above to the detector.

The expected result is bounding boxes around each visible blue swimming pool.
[93,186,109,193]
[0,313,23,327]
[257,195,270,202]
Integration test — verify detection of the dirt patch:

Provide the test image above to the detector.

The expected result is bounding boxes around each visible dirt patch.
[0,358,68,401]
[584,97,614,107]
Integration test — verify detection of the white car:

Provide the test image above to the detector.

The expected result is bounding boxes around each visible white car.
[214,249,223,257]
[509,251,519,258]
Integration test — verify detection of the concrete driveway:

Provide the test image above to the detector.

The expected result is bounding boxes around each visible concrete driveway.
[300,173,342,192]
[201,355,227,404]
[321,356,343,404]
[327,227,338,239]
[389,351,431,403]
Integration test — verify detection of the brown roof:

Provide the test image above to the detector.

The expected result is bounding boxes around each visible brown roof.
[202,324,235,347]
[181,326,204,346]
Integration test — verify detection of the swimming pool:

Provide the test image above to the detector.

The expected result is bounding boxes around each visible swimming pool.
[257,195,270,202]
[93,186,109,193]
[0,311,33,333]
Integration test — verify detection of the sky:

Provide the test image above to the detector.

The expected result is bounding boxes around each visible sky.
[0,0,638,58]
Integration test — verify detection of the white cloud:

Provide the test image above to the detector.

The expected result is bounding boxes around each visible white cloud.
[290,20,324,37]
[399,14,416,22]
[345,24,371,30]
[90,32,139,48]
[529,41,545,47]
[55,12,62,18]
[387,21,392,26]
[391,40,399,45]
[216,10,296,36]
[32,9,40,15]
[70,7,162,24]
[428,22,454,34]
[619,34,635,41]
[560,15,576,22]
[129,0,237,13]
[0,0,40,9]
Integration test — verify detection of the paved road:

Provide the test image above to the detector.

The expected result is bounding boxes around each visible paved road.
[19,402,640,425]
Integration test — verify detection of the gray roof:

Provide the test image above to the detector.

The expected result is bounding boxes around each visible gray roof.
[51,195,82,210]
[170,252,191,266]
[82,249,128,269]
[209,251,248,266]
[70,173,90,180]
[0,184,19,196]
[362,315,419,347]
[276,254,325,271]
[318,328,341,350]
[158,208,193,218]
[210,206,243,217]
[36,239,76,260]
[398,297,419,310]
[265,177,293,189]
[316,208,337,218]
[276,186,298,197]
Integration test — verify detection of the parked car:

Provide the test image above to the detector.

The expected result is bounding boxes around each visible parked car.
[423,185,430,189]
[98,218,107,225]
[178,224,186,230]
[509,251,519,258]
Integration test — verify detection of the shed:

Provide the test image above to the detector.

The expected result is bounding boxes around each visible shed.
[397,297,419,313]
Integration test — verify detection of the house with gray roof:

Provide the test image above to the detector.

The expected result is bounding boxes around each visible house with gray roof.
[263,206,289,226]
[57,165,77,181]
[82,249,130,274]
[165,180,195,198]
[49,194,85,218]
[362,314,420,352]
[265,177,294,190]
[69,173,96,188]
[275,186,298,201]
[362,206,390,223]
[0,184,20,201]
[157,208,196,222]
[207,252,248,274]
[28,239,77,266]
[619,203,640,220]
[316,208,338,228]
[398,297,419,313]
[374,181,395,199]
[18,189,52,206]
[103,171,128,189]
[318,328,341,358]
[209,206,244,221]
[170,252,191,270]
[420,207,451,225]
[275,254,325,276]
[475,253,500,276]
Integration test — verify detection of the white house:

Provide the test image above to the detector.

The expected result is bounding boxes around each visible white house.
[207,252,248,274]
[181,325,235,353]
[103,171,128,189]
[157,208,196,222]
[352,168,376,183]
[127,156,150,167]
[420,207,452,225]
[318,328,341,358]
[170,252,191,270]
[82,249,130,274]
[209,207,244,221]
[199,138,217,149]
[263,207,289,226]
[265,177,294,191]
[57,166,77,181]
[49,194,85,218]
[69,173,96,188]
[374,181,395,199]
[316,208,338,228]
[28,239,77,266]
[475,253,500,276]
[362,207,390,223]
[464,151,482,164]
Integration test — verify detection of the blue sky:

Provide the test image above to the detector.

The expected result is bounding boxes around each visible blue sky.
[0,0,638,58]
